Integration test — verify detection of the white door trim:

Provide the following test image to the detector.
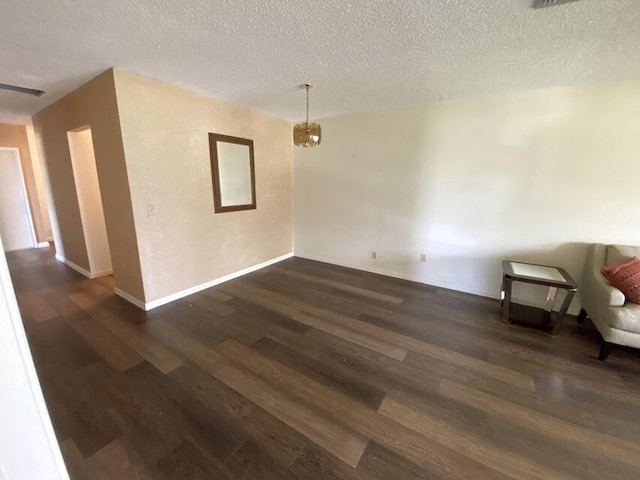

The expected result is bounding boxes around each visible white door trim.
[0,147,38,249]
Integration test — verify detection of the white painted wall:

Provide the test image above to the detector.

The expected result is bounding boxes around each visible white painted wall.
[0,148,36,252]
[67,128,112,276]
[0,234,69,480]
[294,80,640,313]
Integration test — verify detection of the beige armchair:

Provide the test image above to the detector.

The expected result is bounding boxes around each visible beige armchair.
[580,243,640,360]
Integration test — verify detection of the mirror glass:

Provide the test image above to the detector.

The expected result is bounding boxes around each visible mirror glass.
[217,142,252,206]
[209,133,256,213]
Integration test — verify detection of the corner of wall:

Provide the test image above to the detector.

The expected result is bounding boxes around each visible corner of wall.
[31,69,147,303]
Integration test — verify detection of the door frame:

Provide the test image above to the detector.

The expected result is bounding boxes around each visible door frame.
[0,147,38,249]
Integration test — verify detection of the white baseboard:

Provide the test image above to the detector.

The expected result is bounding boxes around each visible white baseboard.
[118,252,294,311]
[55,254,113,280]
[294,253,498,299]
[114,288,146,309]
[36,242,50,248]
[294,252,581,315]
[55,253,91,278]
[91,268,114,278]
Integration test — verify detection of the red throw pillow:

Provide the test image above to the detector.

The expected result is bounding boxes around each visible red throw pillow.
[601,256,640,304]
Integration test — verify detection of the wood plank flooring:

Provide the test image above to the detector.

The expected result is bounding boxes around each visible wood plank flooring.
[7,247,640,479]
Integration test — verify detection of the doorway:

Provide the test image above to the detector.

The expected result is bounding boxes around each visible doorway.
[67,126,112,277]
[0,147,37,252]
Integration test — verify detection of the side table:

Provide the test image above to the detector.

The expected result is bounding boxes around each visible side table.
[501,260,577,334]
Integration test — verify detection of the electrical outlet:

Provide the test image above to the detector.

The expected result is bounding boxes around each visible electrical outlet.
[371,251,378,260]
[420,253,427,262]
[147,204,156,217]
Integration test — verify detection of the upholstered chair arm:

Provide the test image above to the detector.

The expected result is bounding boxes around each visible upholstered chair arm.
[581,243,625,314]
[582,268,626,308]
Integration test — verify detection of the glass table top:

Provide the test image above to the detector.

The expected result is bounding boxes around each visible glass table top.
[510,262,566,282]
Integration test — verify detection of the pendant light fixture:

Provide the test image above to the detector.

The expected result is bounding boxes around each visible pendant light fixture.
[293,83,321,147]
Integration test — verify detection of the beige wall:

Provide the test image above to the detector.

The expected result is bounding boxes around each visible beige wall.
[0,123,51,243]
[113,69,293,303]
[33,70,144,299]
[294,80,640,314]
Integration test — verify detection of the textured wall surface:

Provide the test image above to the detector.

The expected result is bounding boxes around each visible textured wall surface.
[33,71,144,299]
[294,80,640,314]
[0,123,51,242]
[113,69,293,303]
[2,0,640,120]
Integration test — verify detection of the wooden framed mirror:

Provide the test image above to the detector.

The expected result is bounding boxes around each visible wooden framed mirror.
[208,133,256,213]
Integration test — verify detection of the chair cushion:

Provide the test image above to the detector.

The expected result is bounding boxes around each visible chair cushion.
[603,303,640,333]
[601,257,640,304]
[606,244,640,266]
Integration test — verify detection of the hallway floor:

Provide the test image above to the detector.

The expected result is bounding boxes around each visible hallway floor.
[8,247,640,479]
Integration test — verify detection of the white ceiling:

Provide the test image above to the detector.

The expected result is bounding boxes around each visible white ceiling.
[1,0,639,123]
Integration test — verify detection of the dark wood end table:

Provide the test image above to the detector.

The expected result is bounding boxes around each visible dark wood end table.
[501,260,577,335]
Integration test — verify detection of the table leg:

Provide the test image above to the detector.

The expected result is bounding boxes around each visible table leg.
[550,289,576,335]
[501,277,513,324]
[545,287,558,312]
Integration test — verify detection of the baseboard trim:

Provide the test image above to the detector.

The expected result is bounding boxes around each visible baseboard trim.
[294,252,581,315]
[55,254,113,280]
[36,242,50,248]
[91,268,114,278]
[55,253,91,279]
[114,288,146,309]
[126,252,294,311]
[294,252,498,299]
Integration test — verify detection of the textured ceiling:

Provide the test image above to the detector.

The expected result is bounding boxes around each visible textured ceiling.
[1,0,639,122]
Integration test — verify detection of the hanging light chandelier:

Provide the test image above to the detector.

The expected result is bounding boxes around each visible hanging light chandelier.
[293,83,321,147]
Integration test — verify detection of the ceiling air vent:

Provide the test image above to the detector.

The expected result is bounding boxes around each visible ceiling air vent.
[0,83,45,97]
[531,0,581,8]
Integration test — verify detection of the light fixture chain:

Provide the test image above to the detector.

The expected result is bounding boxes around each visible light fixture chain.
[306,85,310,125]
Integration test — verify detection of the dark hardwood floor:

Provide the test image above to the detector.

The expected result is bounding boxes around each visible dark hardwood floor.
[7,247,640,479]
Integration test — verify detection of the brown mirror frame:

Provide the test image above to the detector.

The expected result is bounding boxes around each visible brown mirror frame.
[208,133,257,213]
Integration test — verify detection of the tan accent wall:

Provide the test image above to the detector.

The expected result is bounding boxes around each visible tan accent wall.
[0,123,52,243]
[32,70,144,300]
[113,69,293,303]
